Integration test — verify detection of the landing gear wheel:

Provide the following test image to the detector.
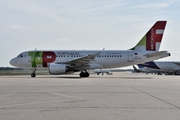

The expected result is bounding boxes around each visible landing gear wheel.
[80,72,85,77]
[85,72,89,77]
[31,73,36,77]
[31,69,36,77]
[80,71,89,77]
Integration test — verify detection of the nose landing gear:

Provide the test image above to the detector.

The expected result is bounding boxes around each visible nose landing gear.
[31,69,36,77]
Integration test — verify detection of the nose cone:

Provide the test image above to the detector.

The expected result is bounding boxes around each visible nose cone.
[9,58,17,67]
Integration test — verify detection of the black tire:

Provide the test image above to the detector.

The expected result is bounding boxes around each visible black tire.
[80,72,85,77]
[31,73,36,77]
[79,72,89,77]
[85,72,89,77]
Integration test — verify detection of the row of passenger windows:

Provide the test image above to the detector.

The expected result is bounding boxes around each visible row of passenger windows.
[56,55,122,58]
[19,55,122,58]
[57,55,84,57]
[97,55,122,57]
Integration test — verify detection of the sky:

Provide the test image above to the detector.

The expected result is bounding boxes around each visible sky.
[1,0,180,68]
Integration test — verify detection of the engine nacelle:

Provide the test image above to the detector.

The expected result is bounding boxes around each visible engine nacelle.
[48,63,71,75]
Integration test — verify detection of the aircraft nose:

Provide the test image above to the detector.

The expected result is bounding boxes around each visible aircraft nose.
[9,58,17,67]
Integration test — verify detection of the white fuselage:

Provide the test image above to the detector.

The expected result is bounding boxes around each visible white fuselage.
[10,50,170,71]
[9,21,169,77]
[153,61,180,72]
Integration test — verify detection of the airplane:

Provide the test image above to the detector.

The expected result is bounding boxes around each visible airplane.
[10,21,170,78]
[133,65,164,75]
[137,61,180,75]
[94,69,113,75]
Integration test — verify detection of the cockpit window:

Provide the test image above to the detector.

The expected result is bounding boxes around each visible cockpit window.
[18,54,23,58]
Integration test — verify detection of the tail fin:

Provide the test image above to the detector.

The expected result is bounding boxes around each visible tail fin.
[133,65,141,72]
[130,21,167,51]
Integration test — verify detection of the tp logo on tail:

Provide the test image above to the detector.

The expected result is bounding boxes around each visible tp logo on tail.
[146,21,166,51]
[130,21,167,51]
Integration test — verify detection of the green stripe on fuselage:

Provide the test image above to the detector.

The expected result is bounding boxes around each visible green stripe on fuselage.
[28,51,43,67]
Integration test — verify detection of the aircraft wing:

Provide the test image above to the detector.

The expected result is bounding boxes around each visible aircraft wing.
[172,62,180,67]
[144,51,168,58]
[55,52,101,67]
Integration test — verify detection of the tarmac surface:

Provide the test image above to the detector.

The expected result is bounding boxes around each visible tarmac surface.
[0,72,180,120]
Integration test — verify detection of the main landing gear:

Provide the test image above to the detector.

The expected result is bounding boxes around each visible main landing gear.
[79,71,89,77]
[31,69,36,77]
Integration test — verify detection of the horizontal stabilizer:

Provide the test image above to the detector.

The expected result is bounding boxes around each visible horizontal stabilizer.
[144,51,169,58]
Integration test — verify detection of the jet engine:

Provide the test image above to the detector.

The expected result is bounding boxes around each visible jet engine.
[48,63,74,75]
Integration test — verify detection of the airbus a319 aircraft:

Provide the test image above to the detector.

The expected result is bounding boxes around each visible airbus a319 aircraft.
[10,21,170,77]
